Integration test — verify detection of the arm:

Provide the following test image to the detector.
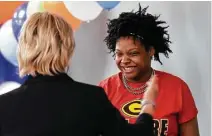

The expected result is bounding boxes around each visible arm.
[178,81,199,136]
[180,117,200,136]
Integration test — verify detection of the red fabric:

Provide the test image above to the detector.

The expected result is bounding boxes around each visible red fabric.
[99,70,198,136]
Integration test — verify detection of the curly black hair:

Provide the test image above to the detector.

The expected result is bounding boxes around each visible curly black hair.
[104,4,172,64]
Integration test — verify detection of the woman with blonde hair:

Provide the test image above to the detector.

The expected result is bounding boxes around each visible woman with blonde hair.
[0,12,157,136]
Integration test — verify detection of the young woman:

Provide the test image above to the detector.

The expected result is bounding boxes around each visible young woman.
[99,5,199,136]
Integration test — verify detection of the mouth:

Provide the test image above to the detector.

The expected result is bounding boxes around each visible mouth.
[122,66,136,73]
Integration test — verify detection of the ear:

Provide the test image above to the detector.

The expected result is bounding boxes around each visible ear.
[149,47,155,57]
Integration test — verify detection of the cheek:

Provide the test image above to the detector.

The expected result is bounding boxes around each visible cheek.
[131,56,149,69]
[131,57,143,66]
[137,56,151,68]
[115,57,121,66]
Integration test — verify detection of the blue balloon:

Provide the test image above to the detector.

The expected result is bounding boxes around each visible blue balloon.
[0,20,19,66]
[97,1,120,10]
[12,2,28,41]
[0,51,27,85]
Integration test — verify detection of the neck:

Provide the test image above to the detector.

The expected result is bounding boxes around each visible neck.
[127,68,153,83]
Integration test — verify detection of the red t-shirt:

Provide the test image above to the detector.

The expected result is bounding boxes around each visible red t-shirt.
[99,70,198,136]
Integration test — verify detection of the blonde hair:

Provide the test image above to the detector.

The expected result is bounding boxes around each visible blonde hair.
[17,12,75,77]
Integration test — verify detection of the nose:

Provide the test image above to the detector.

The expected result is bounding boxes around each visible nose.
[121,55,130,64]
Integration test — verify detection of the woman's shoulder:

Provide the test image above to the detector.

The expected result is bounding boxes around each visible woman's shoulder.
[156,70,185,83]
[74,80,104,92]
[98,72,121,87]
[155,70,189,90]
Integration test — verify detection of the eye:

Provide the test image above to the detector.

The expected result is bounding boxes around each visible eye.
[115,52,122,57]
[129,52,139,56]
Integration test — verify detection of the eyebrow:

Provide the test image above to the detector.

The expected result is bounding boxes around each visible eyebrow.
[129,48,139,51]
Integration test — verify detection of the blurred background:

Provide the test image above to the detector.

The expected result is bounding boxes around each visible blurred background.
[0,1,210,136]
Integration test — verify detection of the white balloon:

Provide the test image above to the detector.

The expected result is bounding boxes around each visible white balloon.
[26,1,42,18]
[0,81,21,95]
[64,1,103,21]
[0,20,18,66]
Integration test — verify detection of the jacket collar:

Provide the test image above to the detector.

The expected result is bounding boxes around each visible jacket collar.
[22,73,73,85]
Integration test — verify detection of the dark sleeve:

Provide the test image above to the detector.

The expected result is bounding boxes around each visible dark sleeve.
[96,87,154,136]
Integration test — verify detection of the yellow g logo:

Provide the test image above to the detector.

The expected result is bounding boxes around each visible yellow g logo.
[121,100,142,118]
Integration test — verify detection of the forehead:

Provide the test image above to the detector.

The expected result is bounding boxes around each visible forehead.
[115,36,142,50]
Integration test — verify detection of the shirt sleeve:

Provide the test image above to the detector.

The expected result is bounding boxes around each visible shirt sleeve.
[98,81,104,88]
[98,80,109,95]
[178,80,198,124]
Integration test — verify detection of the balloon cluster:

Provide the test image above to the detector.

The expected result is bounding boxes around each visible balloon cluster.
[0,1,120,93]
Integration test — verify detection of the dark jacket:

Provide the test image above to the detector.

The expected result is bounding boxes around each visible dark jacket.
[0,73,154,136]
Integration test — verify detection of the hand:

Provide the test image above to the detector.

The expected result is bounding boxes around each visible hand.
[143,75,158,102]
[140,75,158,115]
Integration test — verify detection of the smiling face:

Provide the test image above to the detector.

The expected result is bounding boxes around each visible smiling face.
[115,36,155,82]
